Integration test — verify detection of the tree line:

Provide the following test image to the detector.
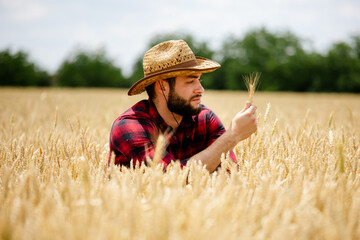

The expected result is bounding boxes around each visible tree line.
[1,27,359,92]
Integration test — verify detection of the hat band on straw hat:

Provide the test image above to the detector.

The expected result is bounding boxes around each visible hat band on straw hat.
[144,59,199,78]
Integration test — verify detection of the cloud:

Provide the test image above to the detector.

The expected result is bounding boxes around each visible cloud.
[340,1,360,19]
[0,0,49,22]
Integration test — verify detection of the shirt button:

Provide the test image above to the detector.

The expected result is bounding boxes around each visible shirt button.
[173,136,177,140]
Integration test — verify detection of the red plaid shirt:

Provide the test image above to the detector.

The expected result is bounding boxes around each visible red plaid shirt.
[109,99,236,168]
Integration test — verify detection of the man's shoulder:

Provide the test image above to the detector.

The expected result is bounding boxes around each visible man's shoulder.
[111,100,156,133]
[118,99,152,120]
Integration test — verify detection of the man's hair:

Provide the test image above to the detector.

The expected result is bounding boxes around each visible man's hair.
[145,77,176,100]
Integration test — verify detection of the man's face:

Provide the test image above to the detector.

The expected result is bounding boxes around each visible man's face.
[166,73,204,116]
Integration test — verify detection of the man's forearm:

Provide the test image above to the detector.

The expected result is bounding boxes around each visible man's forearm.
[190,131,238,172]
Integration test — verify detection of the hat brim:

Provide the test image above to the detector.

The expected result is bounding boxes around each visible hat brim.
[128,57,220,96]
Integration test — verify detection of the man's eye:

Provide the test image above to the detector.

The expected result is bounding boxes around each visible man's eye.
[187,81,194,84]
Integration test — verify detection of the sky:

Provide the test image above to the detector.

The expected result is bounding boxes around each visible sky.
[1,0,359,76]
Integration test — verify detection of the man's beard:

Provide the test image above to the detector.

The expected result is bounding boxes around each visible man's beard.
[167,89,202,116]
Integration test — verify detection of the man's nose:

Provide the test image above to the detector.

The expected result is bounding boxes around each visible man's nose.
[195,81,204,94]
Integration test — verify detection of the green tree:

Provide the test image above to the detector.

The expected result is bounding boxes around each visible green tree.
[325,38,360,92]
[219,28,310,91]
[56,48,129,87]
[128,57,144,89]
[0,49,51,86]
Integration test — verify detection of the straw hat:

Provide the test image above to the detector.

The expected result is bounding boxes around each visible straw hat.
[128,40,221,96]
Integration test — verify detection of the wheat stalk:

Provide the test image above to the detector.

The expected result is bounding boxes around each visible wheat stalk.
[152,134,168,166]
[243,72,261,149]
[243,72,261,104]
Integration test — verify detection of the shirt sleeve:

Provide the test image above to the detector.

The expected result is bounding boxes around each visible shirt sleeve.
[109,117,183,168]
[206,110,238,164]
[205,109,226,148]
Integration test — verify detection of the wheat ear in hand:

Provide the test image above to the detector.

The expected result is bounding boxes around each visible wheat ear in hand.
[243,72,261,104]
[243,72,260,149]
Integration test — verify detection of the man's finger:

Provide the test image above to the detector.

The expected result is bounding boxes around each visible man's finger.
[246,105,257,114]
[241,101,251,113]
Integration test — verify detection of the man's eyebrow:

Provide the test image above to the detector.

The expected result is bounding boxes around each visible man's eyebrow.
[186,74,202,79]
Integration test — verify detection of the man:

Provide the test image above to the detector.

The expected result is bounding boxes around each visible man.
[109,40,257,172]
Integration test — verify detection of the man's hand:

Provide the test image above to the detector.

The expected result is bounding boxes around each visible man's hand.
[228,101,257,142]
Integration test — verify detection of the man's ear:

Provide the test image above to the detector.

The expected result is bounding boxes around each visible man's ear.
[156,80,169,94]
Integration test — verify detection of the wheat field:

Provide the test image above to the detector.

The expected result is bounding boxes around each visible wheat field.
[0,88,359,240]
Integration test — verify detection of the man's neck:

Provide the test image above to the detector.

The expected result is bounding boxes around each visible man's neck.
[152,98,182,130]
